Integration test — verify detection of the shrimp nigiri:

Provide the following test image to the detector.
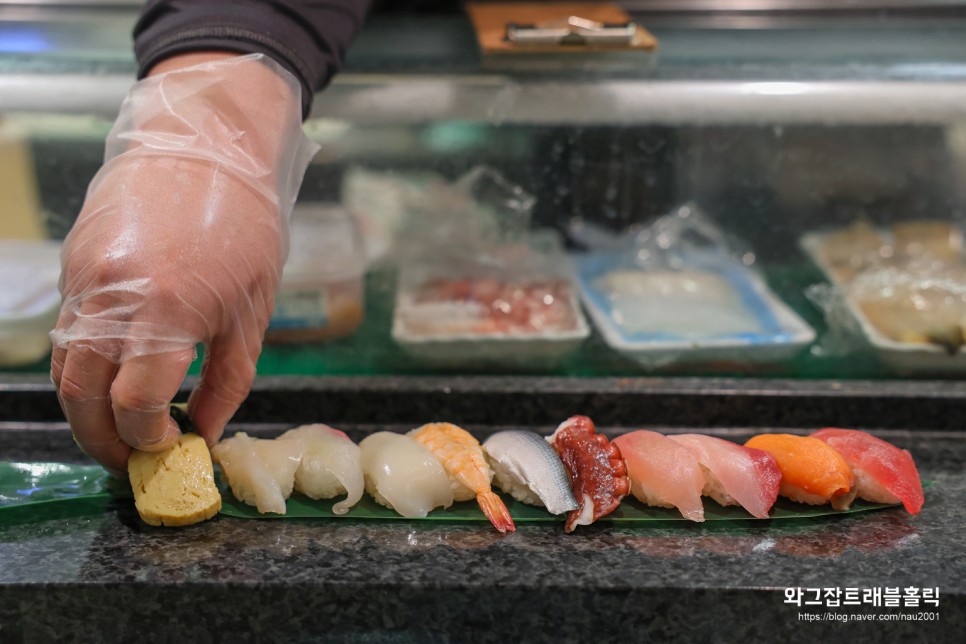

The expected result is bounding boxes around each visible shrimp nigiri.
[359,431,454,518]
[410,423,516,533]
[811,428,924,515]
[278,424,364,515]
[745,434,856,510]
[549,416,630,532]
[668,434,781,519]
[612,430,705,522]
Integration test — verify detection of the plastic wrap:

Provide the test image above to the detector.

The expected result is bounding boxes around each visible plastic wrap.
[266,203,367,344]
[802,220,966,372]
[48,54,319,471]
[391,167,588,368]
[52,54,318,363]
[572,203,814,369]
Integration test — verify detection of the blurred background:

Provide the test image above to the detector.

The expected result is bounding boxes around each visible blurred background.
[2,0,966,380]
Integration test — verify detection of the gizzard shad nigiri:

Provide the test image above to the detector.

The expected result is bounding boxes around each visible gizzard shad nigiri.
[548,416,630,532]
[745,434,856,510]
[612,430,705,522]
[811,428,924,515]
[410,423,516,533]
[482,430,579,516]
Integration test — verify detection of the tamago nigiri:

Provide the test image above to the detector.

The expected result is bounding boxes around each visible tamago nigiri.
[811,428,924,515]
[612,430,705,522]
[745,434,856,510]
[668,434,781,519]
[410,423,516,533]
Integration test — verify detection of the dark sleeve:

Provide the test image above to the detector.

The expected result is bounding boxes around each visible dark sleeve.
[133,0,373,118]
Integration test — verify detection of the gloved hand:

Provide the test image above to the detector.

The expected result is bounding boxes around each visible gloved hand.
[50,53,318,475]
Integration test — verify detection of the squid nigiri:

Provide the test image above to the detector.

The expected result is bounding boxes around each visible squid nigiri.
[358,431,454,518]
[482,430,578,516]
[410,423,515,534]
[668,434,781,519]
[278,424,364,515]
[211,432,302,515]
[612,430,705,522]
[549,416,630,532]
[745,434,856,510]
[811,428,924,515]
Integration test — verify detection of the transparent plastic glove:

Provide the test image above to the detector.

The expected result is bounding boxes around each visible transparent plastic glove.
[49,53,319,474]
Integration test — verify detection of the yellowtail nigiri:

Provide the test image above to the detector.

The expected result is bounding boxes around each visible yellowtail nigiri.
[612,430,705,522]
[668,434,781,519]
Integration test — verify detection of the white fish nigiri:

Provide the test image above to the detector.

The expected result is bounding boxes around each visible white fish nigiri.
[358,431,454,518]
[211,432,301,515]
[278,424,364,515]
[668,434,781,519]
[482,430,578,515]
[612,430,706,522]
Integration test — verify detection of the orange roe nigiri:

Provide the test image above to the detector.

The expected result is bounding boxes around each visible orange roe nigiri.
[811,428,924,515]
[744,434,856,510]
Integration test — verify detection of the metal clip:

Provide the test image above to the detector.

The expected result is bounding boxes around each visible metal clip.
[506,16,638,46]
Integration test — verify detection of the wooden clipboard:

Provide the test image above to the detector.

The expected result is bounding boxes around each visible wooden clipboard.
[466,2,658,56]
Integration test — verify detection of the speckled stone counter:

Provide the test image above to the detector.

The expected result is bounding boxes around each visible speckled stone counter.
[1,378,964,642]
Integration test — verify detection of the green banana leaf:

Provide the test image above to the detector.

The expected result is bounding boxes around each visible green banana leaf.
[1,461,920,524]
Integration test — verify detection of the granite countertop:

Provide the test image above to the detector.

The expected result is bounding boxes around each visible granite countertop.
[1,377,964,641]
[1,416,963,643]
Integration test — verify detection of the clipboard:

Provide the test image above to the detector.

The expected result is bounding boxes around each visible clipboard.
[466,2,658,56]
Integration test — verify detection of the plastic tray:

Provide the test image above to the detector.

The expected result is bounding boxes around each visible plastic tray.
[392,278,590,369]
[801,231,966,375]
[574,253,815,369]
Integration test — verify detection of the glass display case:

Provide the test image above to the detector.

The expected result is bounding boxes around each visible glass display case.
[2,1,966,381]
[3,6,965,640]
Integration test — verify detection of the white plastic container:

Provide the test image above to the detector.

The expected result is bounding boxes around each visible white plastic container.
[802,230,966,375]
[266,204,367,344]
[574,252,815,370]
[0,240,62,366]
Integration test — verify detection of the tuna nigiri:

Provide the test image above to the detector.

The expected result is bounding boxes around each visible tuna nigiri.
[359,431,454,518]
[482,430,579,516]
[278,424,365,515]
[811,428,924,515]
[549,416,630,532]
[211,432,302,515]
[612,430,705,522]
[668,434,781,519]
[745,434,856,510]
[410,423,516,533]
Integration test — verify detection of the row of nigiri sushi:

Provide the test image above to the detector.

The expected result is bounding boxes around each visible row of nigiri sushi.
[210,417,924,534]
